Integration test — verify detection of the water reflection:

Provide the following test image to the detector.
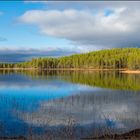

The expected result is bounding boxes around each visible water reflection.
[0,70,139,139]
[15,90,140,136]
[0,70,140,90]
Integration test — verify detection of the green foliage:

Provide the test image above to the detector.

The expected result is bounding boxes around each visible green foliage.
[1,48,140,70]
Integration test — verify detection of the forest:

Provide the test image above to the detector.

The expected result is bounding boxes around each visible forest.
[1,48,140,70]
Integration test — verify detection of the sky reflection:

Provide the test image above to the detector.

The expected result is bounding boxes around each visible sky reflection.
[0,71,139,137]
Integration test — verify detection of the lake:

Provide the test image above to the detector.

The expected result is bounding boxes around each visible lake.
[0,70,140,139]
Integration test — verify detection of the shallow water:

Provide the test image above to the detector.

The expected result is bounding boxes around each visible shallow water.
[0,70,140,139]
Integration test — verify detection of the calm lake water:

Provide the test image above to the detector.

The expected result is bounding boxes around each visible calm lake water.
[0,70,140,139]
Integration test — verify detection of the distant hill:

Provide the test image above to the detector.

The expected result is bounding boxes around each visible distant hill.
[1,48,140,70]
[0,53,54,63]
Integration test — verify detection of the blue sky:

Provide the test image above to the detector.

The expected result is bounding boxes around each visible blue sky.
[0,1,79,62]
[0,2,73,50]
[0,1,140,62]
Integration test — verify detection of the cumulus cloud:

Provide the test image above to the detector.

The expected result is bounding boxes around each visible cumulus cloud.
[19,2,140,50]
[24,1,140,10]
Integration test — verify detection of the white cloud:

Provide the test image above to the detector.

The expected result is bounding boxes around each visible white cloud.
[19,2,140,50]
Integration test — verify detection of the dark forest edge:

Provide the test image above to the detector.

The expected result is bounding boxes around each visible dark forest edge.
[0,48,140,73]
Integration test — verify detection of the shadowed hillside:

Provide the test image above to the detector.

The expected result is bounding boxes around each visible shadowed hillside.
[1,48,140,70]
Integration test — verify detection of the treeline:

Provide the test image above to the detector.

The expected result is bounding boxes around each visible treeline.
[1,48,140,70]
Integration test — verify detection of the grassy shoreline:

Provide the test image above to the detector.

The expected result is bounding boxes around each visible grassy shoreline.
[121,70,140,74]
[0,68,140,74]
[0,67,125,71]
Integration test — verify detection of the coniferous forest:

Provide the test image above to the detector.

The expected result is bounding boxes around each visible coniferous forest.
[1,48,140,70]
